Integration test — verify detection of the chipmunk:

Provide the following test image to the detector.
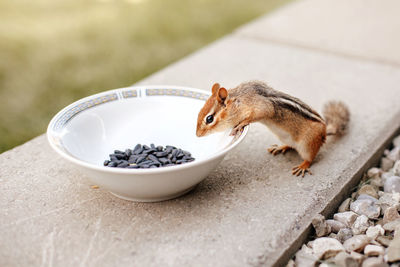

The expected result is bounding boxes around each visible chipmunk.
[196,81,350,177]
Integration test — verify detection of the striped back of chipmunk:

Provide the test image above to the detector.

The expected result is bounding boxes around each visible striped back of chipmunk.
[252,82,324,123]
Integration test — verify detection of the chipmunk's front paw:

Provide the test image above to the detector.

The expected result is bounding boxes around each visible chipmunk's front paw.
[229,124,247,136]
[229,127,239,136]
[268,145,292,156]
[292,160,312,177]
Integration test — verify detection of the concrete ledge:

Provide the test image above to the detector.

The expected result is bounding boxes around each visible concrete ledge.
[235,0,400,66]
[2,2,400,266]
[137,35,400,265]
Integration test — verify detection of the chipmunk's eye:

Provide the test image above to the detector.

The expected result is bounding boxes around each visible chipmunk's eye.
[206,114,214,124]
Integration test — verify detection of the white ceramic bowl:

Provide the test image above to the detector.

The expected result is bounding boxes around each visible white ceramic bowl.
[47,85,248,202]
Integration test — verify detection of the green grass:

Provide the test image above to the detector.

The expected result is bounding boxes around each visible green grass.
[0,0,291,153]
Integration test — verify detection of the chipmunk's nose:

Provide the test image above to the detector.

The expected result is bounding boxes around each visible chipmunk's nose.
[196,128,204,137]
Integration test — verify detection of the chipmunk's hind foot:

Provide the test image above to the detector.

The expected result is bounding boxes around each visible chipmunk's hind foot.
[292,160,312,177]
[268,145,292,156]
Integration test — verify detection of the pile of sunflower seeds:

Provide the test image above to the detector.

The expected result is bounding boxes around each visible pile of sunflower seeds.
[104,144,195,169]
[289,134,400,267]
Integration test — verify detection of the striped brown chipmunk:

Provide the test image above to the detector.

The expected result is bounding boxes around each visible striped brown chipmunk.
[196,81,350,177]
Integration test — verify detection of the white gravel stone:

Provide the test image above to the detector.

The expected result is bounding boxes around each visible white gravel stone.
[358,185,379,199]
[337,228,353,243]
[350,197,381,219]
[381,172,394,184]
[367,167,382,179]
[370,177,383,189]
[334,212,359,227]
[334,251,359,267]
[343,235,370,252]
[349,251,365,263]
[295,244,318,267]
[312,214,331,237]
[313,237,345,259]
[387,147,400,162]
[383,219,400,232]
[387,230,400,262]
[383,206,400,224]
[376,192,400,214]
[384,176,400,193]
[366,225,385,240]
[364,244,384,256]
[361,256,389,267]
[326,219,347,233]
[381,157,394,172]
[329,233,337,239]
[338,198,352,213]
[358,194,378,202]
[286,259,295,267]
[301,244,313,254]
[352,215,372,235]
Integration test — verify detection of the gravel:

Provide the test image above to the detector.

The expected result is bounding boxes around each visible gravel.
[290,133,400,266]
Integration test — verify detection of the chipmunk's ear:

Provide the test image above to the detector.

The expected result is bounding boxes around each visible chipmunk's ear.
[211,83,220,95]
[217,87,228,104]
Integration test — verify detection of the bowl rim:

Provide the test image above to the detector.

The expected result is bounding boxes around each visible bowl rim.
[47,85,249,174]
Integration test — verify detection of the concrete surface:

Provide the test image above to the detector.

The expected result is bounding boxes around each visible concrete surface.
[235,0,400,66]
[2,1,400,267]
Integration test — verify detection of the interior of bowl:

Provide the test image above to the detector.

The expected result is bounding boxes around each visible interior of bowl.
[48,86,244,168]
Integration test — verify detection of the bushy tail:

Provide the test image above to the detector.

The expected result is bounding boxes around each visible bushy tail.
[322,101,350,136]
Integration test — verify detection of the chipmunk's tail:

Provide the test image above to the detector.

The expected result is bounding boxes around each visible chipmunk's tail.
[322,101,350,136]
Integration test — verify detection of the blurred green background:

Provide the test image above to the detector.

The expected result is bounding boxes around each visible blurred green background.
[0,0,291,153]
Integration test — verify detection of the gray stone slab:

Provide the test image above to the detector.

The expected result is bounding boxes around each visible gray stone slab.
[1,35,400,266]
[235,0,400,66]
